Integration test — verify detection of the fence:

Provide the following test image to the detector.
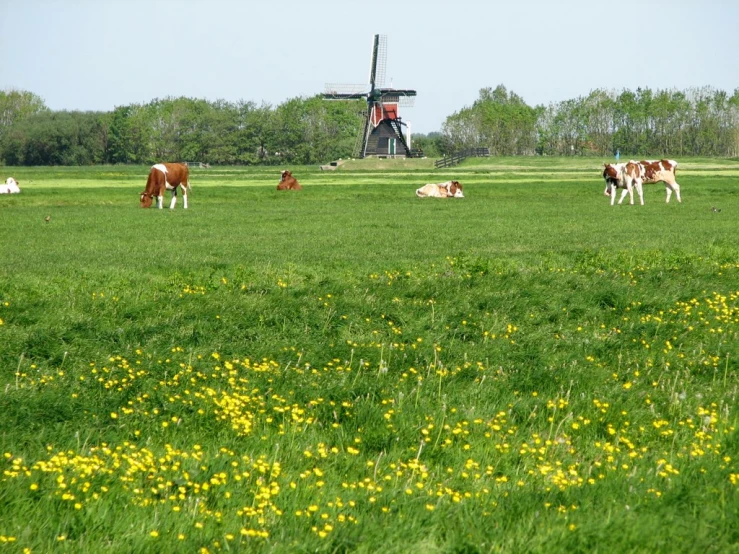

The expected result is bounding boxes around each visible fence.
[434,147,490,169]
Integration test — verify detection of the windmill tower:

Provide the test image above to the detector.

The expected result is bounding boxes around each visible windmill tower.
[324,34,418,159]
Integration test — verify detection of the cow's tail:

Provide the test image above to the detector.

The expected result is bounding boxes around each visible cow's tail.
[187,179,192,193]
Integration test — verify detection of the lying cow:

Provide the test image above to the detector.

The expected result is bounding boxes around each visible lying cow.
[0,177,21,194]
[140,163,190,209]
[277,170,302,190]
[415,180,464,198]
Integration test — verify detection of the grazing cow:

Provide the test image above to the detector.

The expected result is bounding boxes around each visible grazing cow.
[0,177,21,194]
[415,180,464,198]
[603,162,644,206]
[140,163,190,209]
[602,163,625,196]
[277,170,302,190]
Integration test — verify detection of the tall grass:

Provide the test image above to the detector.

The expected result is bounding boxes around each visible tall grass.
[1,159,738,553]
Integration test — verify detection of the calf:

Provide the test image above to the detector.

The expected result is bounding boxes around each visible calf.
[277,170,302,190]
[415,180,464,198]
[140,163,190,209]
[0,177,21,194]
[603,162,644,206]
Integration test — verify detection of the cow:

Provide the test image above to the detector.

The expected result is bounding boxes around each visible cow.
[603,159,682,205]
[415,180,464,198]
[0,177,21,194]
[140,163,190,209]
[602,162,644,206]
[602,163,625,196]
[277,170,302,190]
[636,159,682,203]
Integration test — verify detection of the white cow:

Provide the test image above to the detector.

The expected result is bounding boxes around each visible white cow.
[0,177,21,194]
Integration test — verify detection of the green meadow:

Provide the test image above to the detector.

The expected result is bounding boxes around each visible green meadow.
[1,158,738,553]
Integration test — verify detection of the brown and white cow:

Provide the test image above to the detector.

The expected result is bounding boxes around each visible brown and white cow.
[603,162,644,205]
[277,170,302,191]
[603,159,681,205]
[636,159,681,203]
[140,163,190,209]
[415,180,464,198]
[0,177,21,194]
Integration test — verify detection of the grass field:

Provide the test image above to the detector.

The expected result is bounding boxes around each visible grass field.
[1,157,739,553]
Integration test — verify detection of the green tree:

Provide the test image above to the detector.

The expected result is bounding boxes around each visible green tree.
[442,85,538,155]
[107,105,136,164]
[411,132,443,158]
[0,89,48,162]
[3,111,108,165]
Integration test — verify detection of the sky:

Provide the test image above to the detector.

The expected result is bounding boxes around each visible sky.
[1,0,738,134]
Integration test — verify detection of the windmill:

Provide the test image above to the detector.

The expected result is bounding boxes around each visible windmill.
[323,34,419,159]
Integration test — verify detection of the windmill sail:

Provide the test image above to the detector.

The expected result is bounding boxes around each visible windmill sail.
[369,35,387,89]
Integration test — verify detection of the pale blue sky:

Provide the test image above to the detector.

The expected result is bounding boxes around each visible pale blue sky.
[1,0,737,133]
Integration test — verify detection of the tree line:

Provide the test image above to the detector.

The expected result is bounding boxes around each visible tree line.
[0,92,364,166]
[2,85,738,166]
[439,85,739,158]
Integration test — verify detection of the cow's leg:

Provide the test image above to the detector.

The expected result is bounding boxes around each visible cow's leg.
[665,185,673,203]
[157,195,164,209]
[635,181,644,205]
[617,187,629,205]
[169,188,177,209]
[666,182,682,203]
[183,189,188,209]
[610,186,617,206]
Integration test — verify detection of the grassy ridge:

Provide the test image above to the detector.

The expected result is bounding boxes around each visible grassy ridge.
[1,159,738,553]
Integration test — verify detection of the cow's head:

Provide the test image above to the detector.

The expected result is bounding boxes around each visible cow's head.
[602,163,623,195]
[449,181,464,198]
[280,170,291,181]
[602,163,620,181]
[140,191,153,208]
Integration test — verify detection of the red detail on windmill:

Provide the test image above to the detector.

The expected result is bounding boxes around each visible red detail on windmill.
[371,103,398,126]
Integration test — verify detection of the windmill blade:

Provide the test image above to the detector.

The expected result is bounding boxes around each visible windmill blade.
[368,35,387,90]
[368,35,379,89]
[378,89,417,99]
[379,89,417,107]
[324,83,368,99]
[397,96,416,108]
[355,110,372,159]
[383,88,416,97]
[323,92,368,100]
